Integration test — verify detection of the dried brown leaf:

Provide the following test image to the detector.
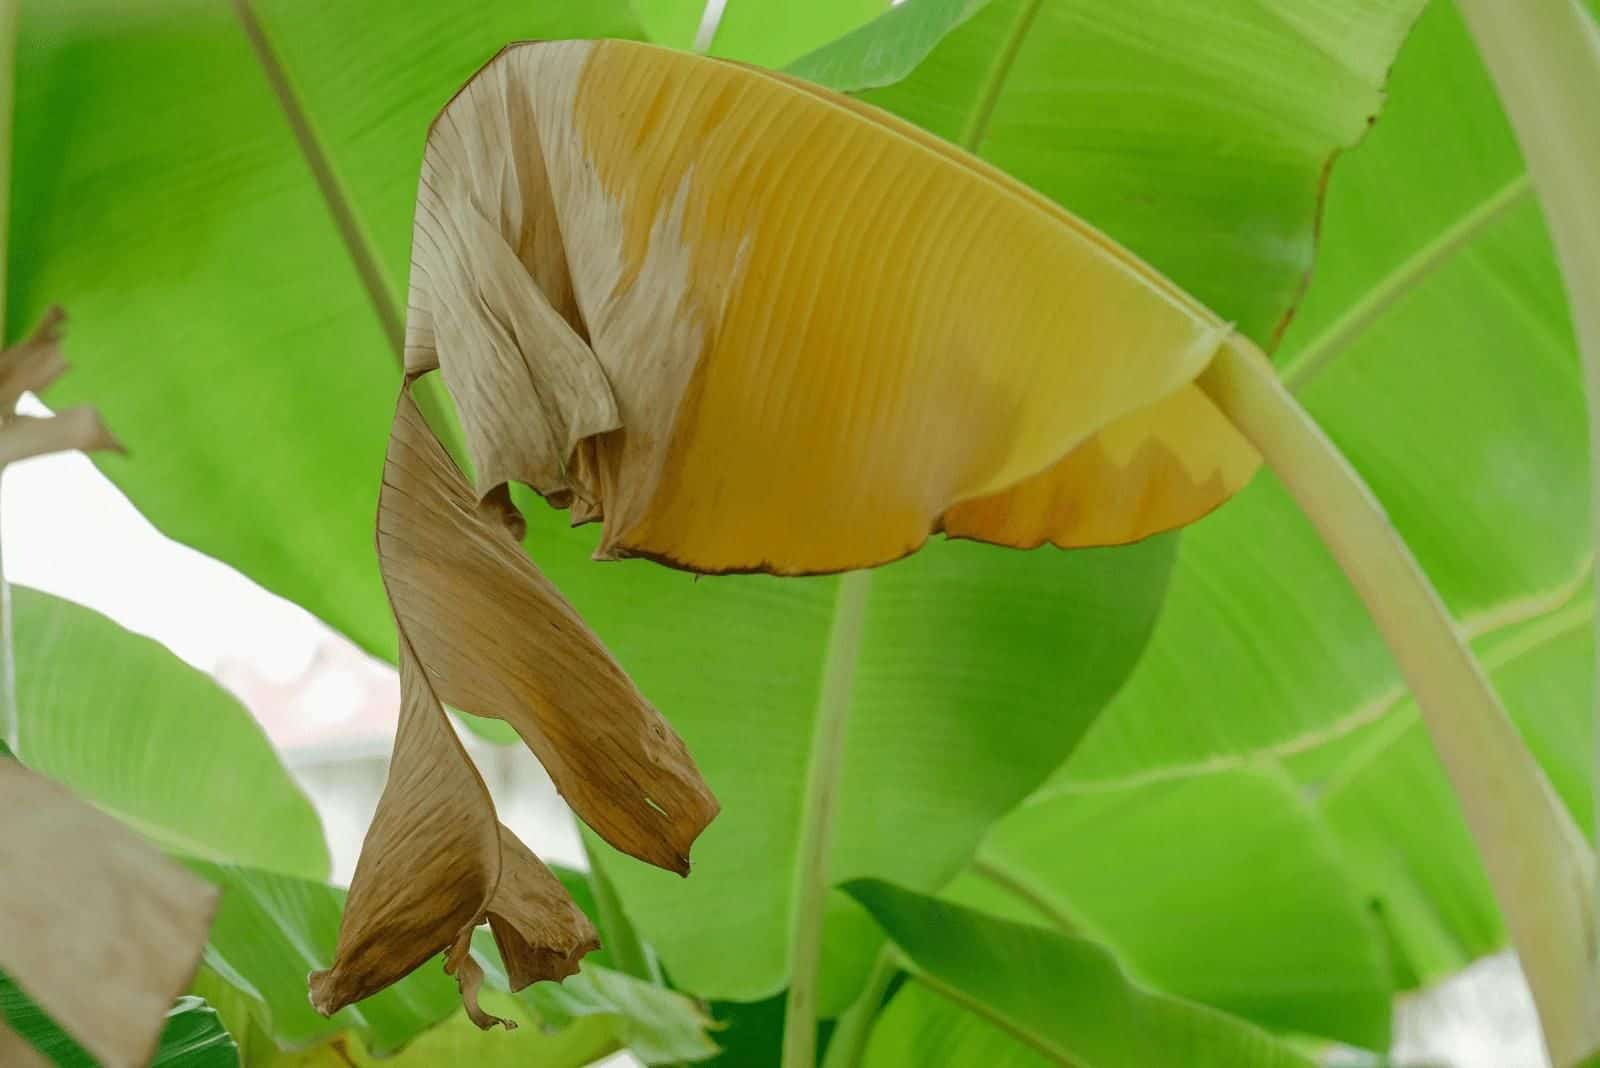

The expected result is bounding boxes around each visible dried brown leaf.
[0,409,123,467]
[0,309,124,465]
[484,825,598,990]
[313,390,679,1021]
[308,638,499,1017]
[324,30,1277,1020]
[407,99,617,500]
[0,1020,51,1068]
[446,947,509,1031]
[0,306,68,410]
[309,635,597,1020]
[376,391,716,872]
[0,761,216,1068]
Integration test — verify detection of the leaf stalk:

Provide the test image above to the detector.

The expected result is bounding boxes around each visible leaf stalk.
[819,946,900,1068]
[782,570,871,1068]
[1449,3,1600,1060]
[1198,335,1600,1066]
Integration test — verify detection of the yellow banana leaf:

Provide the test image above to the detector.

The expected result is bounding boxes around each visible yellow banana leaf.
[321,39,1261,1021]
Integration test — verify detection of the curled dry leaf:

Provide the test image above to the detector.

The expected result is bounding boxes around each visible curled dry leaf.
[323,40,1265,1020]
[0,308,123,464]
[311,391,703,1020]
[0,761,218,1068]
[0,309,175,1066]
[0,1021,51,1068]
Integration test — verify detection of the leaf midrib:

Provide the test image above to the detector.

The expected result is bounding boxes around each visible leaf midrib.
[1280,172,1533,389]
[911,966,1076,1066]
[1043,554,1596,800]
[232,0,405,363]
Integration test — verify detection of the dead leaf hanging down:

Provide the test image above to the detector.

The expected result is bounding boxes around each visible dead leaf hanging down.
[325,38,1272,1022]
[310,633,597,1022]
[0,308,169,1065]
[0,761,217,1068]
[0,306,69,409]
[0,308,123,465]
[378,392,717,872]
[312,391,701,1020]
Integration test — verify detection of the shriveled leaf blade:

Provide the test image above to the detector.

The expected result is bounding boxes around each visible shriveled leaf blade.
[374,391,716,869]
[0,310,122,465]
[0,763,217,1068]
[308,633,596,1022]
[306,638,501,1018]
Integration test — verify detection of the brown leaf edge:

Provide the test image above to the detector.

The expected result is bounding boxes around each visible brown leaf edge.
[0,308,124,465]
[310,380,713,1026]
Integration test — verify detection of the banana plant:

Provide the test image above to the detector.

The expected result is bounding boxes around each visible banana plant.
[316,29,1598,1068]
[10,1,1600,1066]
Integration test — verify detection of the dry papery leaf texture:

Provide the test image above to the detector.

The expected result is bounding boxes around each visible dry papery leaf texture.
[0,1019,52,1068]
[0,311,197,1068]
[319,40,1261,1020]
[0,308,122,464]
[0,762,218,1068]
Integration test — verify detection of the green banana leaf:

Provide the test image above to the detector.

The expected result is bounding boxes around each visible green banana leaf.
[1056,0,1596,992]
[948,767,1392,1049]
[2,971,239,1068]
[191,862,715,1063]
[710,0,891,66]
[11,586,327,879]
[5,582,698,1062]
[833,0,1425,342]
[638,0,890,63]
[726,0,1420,1016]
[14,0,1520,1046]
[200,972,618,1068]
[9,0,649,664]
[255,1005,615,1068]
[473,930,718,1065]
[573,529,1176,1006]
[848,881,1316,1068]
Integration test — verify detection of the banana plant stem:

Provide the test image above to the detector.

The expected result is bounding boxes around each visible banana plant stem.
[1197,335,1600,1066]
[1451,0,1600,1042]
[819,945,899,1068]
[782,570,871,1068]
